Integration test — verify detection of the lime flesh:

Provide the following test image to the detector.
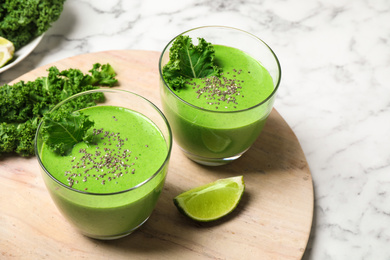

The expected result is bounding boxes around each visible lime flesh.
[0,37,15,68]
[174,176,245,222]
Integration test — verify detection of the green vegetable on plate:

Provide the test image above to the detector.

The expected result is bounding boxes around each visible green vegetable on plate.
[0,0,66,50]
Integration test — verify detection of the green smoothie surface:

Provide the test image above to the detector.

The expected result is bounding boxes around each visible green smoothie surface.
[172,44,274,111]
[41,105,168,194]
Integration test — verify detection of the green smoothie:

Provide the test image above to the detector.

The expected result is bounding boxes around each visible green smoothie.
[161,44,275,162]
[173,45,274,112]
[39,105,169,239]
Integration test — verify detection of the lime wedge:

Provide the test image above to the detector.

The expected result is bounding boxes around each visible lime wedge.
[201,129,231,153]
[0,37,15,68]
[174,176,245,222]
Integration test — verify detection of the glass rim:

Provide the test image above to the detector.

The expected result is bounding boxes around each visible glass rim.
[34,88,172,196]
[158,25,282,114]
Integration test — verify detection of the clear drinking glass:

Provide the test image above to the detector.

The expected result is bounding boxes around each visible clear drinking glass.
[35,89,172,240]
[159,26,281,166]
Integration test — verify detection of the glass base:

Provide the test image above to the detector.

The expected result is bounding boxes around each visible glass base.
[81,216,150,240]
[181,148,248,166]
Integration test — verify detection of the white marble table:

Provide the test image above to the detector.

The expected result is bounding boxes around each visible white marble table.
[1,0,389,259]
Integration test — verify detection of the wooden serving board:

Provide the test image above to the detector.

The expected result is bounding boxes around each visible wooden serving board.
[0,50,313,260]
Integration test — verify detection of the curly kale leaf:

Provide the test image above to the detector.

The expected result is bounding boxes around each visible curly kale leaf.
[41,110,94,156]
[87,63,119,86]
[162,35,221,90]
[0,0,66,50]
[0,63,117,123]
[0,122,18,154]
[0,118,39,157]
[0,63,118,157]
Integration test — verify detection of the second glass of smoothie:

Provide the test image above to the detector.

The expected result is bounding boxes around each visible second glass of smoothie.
[35,89,172,240]
[159,26,281,166]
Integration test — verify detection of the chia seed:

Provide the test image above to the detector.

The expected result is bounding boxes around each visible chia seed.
[65,128,139,191]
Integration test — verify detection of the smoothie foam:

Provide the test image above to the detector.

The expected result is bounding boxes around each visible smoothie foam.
[41,105,168,194]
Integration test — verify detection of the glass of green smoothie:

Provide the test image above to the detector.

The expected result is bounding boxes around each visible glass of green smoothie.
[159,26,281,166]
[35,89,172,240]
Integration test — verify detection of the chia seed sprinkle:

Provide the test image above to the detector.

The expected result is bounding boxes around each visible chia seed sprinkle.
[192,68,245,110]
[63,128,141,190]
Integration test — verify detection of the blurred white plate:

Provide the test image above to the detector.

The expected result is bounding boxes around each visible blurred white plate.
[0,34,44,73]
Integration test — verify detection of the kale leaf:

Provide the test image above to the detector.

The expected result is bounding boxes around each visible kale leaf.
[41,110,94,156]
[0,0,66,50]
[162,35,221,90]
[0,118,39,157]
[0,63,118,157]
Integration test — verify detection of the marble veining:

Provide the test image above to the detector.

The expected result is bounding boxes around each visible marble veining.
[1,0,390,259]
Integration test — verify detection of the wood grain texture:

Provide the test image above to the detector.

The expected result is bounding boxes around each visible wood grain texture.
[0,50,313,260]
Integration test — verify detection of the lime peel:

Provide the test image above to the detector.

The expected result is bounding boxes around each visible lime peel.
[174,176,245,222]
